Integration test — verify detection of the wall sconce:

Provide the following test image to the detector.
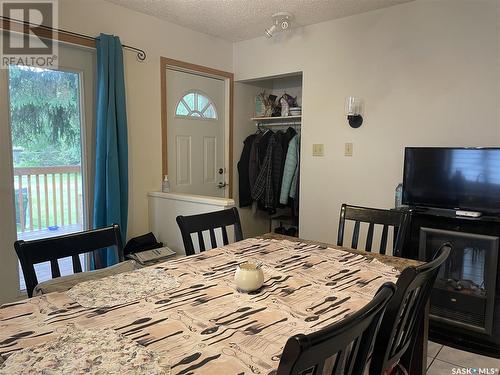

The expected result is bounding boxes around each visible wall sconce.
[345,96,363,128]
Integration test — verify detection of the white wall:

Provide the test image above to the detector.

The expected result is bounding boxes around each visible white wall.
[59,0,233,238]
[234,0,500,244]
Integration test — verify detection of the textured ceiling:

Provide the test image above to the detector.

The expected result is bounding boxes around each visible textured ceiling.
[105,0,415,42]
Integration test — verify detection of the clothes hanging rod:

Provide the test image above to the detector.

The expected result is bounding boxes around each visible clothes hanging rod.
[256,122,301,130]
[256,122,301,126]
[0,16,146,61]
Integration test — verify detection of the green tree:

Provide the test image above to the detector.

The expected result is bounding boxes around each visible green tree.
[9,66,81,167]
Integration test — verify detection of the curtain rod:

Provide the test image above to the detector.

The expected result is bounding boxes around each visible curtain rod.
[0,16,146,61]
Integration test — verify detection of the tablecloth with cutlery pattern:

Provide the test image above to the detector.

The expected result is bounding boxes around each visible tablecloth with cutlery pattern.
[0,237,401,374]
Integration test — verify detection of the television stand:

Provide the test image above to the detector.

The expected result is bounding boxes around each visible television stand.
[456,210,482,218]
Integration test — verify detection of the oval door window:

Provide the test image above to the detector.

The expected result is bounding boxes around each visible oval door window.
[175,91,218,120]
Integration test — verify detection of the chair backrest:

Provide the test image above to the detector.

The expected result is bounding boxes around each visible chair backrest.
[176,207,243,256]
[277,283,396,375]
[369,243,451,375]
[337,204,408,256]
[15,224,123,297]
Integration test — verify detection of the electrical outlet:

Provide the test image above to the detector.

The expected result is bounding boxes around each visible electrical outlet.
[312,144,324,157]
[345,143,353,157]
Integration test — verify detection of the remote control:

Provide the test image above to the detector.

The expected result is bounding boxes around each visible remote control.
[455,210,482,218]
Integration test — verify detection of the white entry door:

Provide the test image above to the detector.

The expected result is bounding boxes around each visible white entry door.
[166,69,226,198]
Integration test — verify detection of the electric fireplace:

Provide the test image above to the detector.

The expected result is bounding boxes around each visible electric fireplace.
[419,228,498,335]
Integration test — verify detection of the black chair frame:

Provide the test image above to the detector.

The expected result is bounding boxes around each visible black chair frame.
[176,207,243,256]
[277,283,396,375]
[15,224,124,297]
[337,204,409,256]
[369,243,451,375]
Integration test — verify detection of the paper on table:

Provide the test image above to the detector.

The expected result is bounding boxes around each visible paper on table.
[133,246,177,263]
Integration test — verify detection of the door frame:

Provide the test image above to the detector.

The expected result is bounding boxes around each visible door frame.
[0,68,21,303]
[160,57,234,198]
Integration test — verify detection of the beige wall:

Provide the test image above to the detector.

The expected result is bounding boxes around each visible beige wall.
[234,0,500,244]
[59,0,233,238]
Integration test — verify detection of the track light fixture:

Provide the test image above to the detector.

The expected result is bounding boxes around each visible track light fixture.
[265,12,293,38]
[265,24,277,38]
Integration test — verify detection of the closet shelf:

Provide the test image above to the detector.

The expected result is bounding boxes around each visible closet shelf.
[251,115,301,122]
[252,116,301,127]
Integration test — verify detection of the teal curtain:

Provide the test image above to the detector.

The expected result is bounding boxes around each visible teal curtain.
[92,34,128,268]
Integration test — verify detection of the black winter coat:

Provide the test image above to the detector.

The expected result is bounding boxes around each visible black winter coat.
[237,134,256,207]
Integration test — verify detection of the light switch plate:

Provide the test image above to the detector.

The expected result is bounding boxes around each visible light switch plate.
[313,144,324,157]
[345,143,353,157]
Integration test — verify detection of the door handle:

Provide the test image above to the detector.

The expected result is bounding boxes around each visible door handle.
[217,182,227,189]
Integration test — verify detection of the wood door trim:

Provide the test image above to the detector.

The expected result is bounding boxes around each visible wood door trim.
[160,57,234,198]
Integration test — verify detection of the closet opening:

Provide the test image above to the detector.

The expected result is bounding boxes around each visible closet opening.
[234,72,303,237]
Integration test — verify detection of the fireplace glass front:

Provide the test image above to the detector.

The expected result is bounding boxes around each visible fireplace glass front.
[419,227,498,335]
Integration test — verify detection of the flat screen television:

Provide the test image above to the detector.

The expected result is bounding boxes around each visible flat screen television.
[403,147,500,213]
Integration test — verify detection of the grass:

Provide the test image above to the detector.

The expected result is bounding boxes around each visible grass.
[15,172,83,233]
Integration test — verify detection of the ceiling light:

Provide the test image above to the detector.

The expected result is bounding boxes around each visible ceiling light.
[265,12,294,38]
[265,24,277,38]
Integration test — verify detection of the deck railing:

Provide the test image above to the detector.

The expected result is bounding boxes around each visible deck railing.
[14,166,83,233]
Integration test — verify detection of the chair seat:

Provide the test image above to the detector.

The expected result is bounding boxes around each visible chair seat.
[33,260,140,296]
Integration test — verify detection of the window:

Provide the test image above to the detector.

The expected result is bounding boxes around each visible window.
[175,91,217,120]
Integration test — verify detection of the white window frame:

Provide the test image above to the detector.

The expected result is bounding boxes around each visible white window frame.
[175,90,218,120]
[0,42,96,302]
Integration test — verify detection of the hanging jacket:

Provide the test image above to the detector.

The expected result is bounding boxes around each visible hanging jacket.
[277,127,297,200]
[290,136,300,200]
[238,134,256,207]
[248,139,259,190]
[252,135,278,209]
[248,131,272,190]
[271,135,284,209]
[280,134,300,205]
[280,127,297,165]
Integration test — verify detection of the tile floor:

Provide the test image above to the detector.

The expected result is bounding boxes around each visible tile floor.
[427,341,500,374]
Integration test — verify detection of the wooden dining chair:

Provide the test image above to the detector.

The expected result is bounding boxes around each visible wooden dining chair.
[337,204,409,256]
[15,224,124,297]
[176,207,243,256]
[369,242,451,375]
[277,282,396,375]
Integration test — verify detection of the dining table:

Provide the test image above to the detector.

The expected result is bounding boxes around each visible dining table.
[0,233,425,374]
